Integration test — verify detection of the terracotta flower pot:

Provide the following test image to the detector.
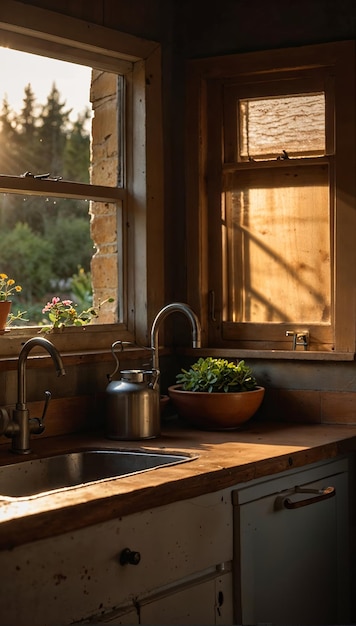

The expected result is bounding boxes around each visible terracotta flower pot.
[0,300,11,334]
[168,384,265,430]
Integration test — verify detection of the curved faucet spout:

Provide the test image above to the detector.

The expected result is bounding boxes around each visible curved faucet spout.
[17,337,66,410]
[0,337,66,454]
[150,302,201,372]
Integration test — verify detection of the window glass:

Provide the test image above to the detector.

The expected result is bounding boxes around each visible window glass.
[223,164,330,323]
[221,83,332,337]
[0,48,93,183]
[0,189,121,326]
[0,48,123,327]
[238,93,326,161]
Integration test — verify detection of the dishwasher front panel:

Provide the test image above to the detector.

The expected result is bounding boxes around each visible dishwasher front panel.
[233,458,349,626]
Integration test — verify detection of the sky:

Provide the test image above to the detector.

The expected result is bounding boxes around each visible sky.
[0,47,92,124]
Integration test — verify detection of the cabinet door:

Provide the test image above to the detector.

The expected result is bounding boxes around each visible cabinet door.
[0,489,232,626]
[233,459,349,625]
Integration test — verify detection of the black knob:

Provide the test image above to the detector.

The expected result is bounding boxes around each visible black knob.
[119,548,141,566]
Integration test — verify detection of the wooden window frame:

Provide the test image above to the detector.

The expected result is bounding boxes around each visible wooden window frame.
[0,0,164,358]
[186,41,356,359]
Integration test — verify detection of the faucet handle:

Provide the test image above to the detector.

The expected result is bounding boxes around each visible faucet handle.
[29,390,52,434]
[41,390,52,422]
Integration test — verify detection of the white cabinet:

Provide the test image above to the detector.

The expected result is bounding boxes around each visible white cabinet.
[232,457,350,626]
[0,489,233,626]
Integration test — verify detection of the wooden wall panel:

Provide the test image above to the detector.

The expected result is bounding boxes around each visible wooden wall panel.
[16,0,104,23]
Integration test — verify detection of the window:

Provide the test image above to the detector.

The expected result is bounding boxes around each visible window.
[186,42,356,356]
[0,2,164,354]
[0,52,121,327]
[223,75,332,331]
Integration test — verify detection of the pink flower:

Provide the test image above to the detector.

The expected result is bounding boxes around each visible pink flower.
[42,296,72,314]
[40,294,112,333]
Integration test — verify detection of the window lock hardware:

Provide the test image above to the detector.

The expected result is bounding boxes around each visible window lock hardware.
[277,149,289,160]
[285,330,309,350]
[20,171,63,181]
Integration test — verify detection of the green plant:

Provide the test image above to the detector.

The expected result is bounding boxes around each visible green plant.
[70,266,93,309]
[6,309,29,326]
[39,295,113,332]
[176,357,258,393]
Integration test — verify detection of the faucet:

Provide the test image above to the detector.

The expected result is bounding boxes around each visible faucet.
[0,337,66,454]
[150,302,202,373]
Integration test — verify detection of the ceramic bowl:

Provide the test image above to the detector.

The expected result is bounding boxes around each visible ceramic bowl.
[168,385,265,430]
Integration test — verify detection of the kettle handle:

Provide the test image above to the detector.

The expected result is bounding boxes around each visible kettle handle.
[107,340,124,381]
[149,368,160,390]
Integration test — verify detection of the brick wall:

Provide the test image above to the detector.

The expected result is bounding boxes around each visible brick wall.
[89,69,119,323]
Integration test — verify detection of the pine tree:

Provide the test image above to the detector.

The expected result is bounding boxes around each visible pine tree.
[37,83,72,177]
[0,81,93,312]
[64,109,91,183]
[17,83,41,173]
[0,96,19,174]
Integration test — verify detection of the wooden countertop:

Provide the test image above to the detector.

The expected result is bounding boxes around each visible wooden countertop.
[0,420,356,550]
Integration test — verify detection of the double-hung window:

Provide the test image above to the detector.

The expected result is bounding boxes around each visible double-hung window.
[186,42,356,356]
[0,1,164,354]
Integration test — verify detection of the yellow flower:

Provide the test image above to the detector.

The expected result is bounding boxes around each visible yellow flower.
[0,273,23,301]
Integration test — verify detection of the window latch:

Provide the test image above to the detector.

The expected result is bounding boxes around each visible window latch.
[277,149,289,160]
[20,171,63,181]
[285,330,309,350]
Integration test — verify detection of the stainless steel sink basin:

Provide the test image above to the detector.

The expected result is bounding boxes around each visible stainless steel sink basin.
[0,449,196,500]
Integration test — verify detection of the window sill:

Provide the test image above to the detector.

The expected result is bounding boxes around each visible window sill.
[179,347,355,362]
[0,324,140,362]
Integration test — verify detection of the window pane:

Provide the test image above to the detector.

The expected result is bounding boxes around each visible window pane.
[0,48,124,330]
[0,193,94,325]
[0,48,91,183]
[224,165,331,323]
[238,94,325,161]
[0,48,123,188]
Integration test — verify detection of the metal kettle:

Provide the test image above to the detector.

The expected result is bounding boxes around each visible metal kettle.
[104,341,160,440]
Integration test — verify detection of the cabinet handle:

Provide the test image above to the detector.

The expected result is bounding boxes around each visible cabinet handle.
[275,485,335,510]
[119,548,141,566]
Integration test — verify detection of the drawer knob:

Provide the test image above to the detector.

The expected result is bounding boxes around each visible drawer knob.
[119,548,141,566]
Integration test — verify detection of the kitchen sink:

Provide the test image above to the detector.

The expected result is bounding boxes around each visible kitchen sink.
[0,449,196,500]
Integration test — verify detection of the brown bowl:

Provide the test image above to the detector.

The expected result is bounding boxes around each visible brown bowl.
[168,384,265,430]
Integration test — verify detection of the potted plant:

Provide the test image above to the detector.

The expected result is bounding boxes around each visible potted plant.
[0,273,26,333]
[168,357,264,430]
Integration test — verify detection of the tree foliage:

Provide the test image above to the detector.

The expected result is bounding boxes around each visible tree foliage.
[0,223,53,301]
[47,216,94,278]
[0,82,92,322]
